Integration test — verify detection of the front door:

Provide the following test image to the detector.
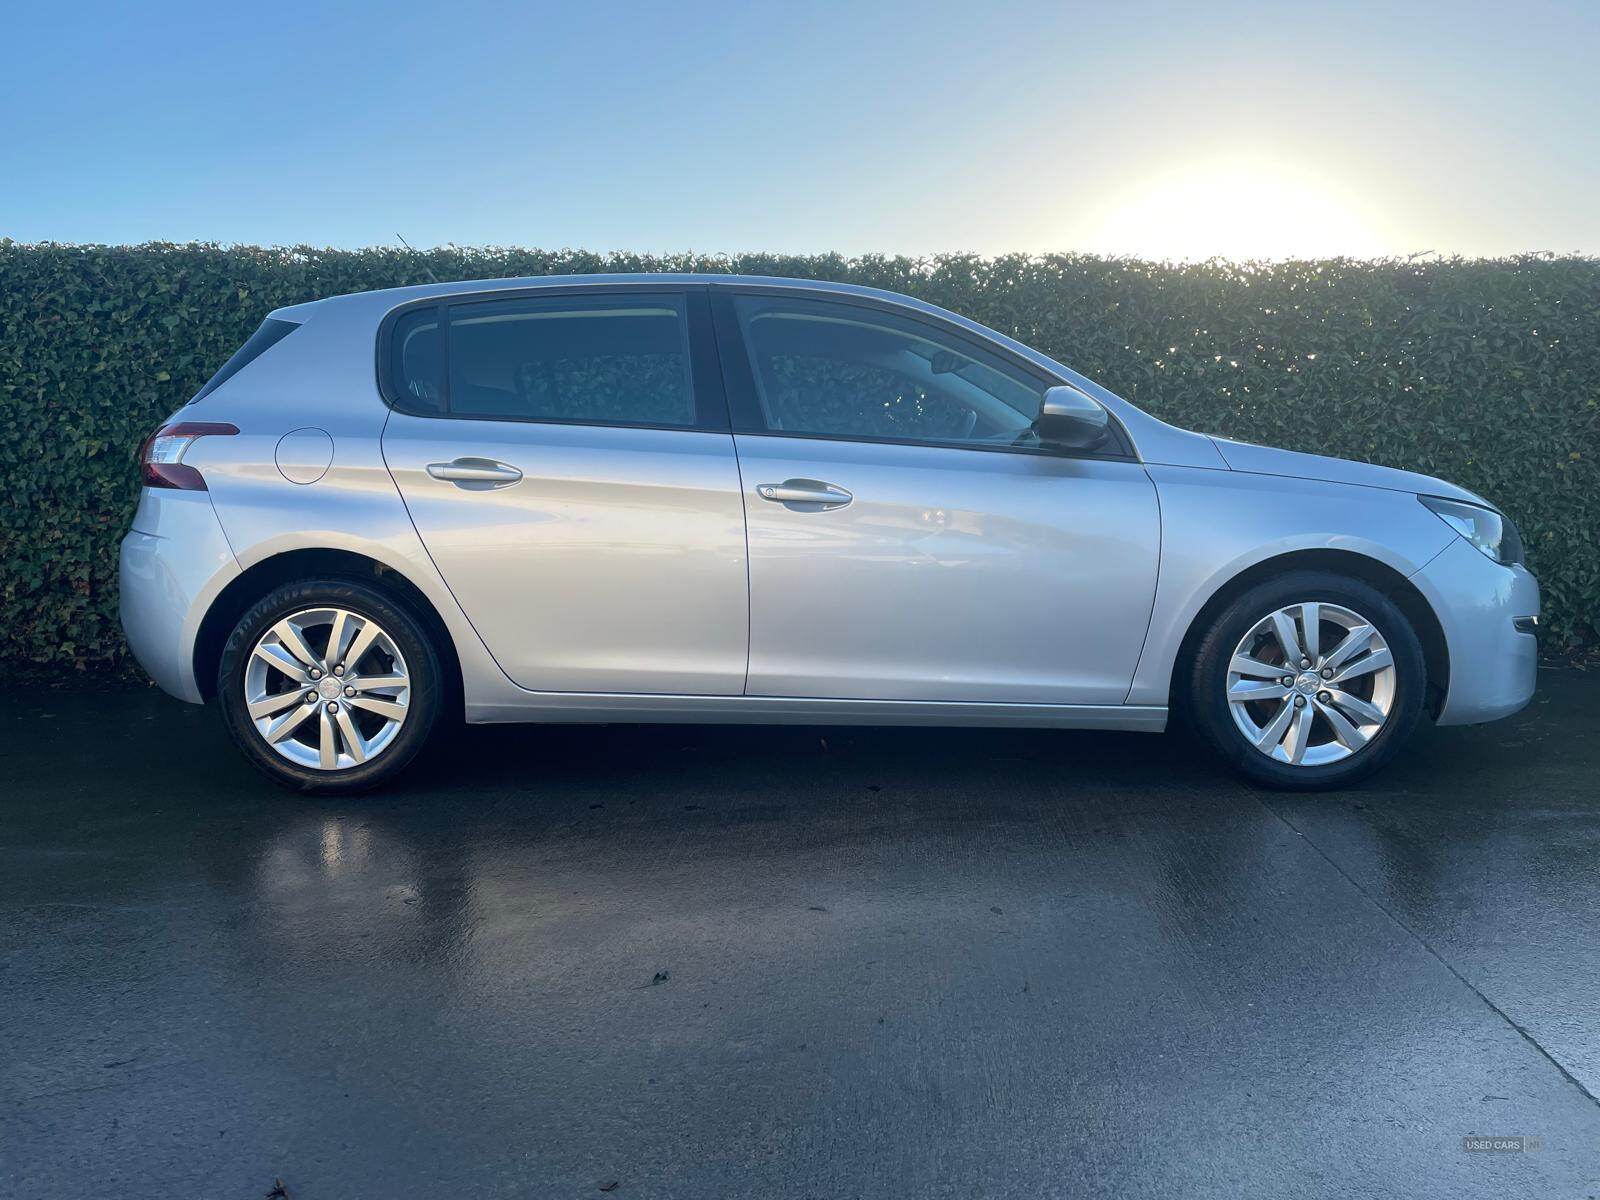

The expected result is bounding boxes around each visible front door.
[714,289,1160,705]
[380,288,748,695]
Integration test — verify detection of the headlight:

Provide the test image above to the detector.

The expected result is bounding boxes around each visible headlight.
[1419,496,1524,565]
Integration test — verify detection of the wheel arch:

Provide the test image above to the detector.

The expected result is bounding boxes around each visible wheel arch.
[1170,548,1450,718]
[193,547,464,713]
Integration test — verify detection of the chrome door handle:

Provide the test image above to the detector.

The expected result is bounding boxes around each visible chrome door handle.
[756,479,853,509]
[425,458,523,488]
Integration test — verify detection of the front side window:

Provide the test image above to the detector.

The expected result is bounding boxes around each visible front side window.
[444,293,695,426]
[731,295,1050,449]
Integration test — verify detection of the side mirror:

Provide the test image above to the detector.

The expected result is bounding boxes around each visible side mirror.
[1034,385,1111,450]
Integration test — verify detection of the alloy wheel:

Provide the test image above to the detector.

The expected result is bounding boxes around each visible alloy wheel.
[1225,602,1397,767]
[243,607,411,771]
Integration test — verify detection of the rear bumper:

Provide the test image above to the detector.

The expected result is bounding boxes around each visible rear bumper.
[119,490,239,703]
[1409,536,1540,726]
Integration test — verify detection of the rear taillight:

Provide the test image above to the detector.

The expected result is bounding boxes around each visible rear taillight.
[137,421,239,491]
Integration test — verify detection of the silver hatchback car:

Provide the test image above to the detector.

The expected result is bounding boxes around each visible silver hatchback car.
[120,274,1539,793]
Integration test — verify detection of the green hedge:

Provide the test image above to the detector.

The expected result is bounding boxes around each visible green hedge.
[1,242,1595,673]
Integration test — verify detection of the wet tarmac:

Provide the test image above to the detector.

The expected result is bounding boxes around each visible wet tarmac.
[3,669,1598,1198]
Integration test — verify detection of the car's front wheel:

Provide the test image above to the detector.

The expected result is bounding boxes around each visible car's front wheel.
[1188,571,1427,790]
[217,578,441,793]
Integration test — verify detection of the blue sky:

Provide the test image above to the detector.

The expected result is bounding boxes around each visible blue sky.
[5,0,1598,257]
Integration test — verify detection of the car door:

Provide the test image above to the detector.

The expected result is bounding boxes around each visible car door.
[712,288,1160,705]
[380,286,748,695]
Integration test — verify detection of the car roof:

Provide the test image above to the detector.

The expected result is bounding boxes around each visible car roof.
[269,273,962,324]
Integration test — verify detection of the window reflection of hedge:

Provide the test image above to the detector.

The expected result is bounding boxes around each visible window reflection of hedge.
[767,355,976,440]
[517,354,689,425]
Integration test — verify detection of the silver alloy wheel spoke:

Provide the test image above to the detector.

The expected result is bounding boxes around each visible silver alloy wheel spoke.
[1315,699,1368,751]
[1231,678,1292,702]
[1325,688,1386,726]
[318,709,338,769]
[248,689,306,720]
[351,673,407,692]
[1321,624,1375,673]
[1333,647,1393,684]
[326,609,353,669]
[1230,654,1286,679]
[1225,601,1397,768]
[1230,678,1291,702]
[1282,704,1313,764]
[335,708,368,764]
[1299,603,1321,661]
[265,702,318,744]
[342,619,381,673]
[243,606,410,772]
[1270,611,1304,663]
[1254,699,1296,751]
[348,695,407,722]
[253,641,309,683]
[272,619,322,670]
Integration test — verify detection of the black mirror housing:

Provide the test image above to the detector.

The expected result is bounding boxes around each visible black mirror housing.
[1034,385,1111,450]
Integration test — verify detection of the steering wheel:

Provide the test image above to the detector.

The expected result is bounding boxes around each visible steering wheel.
[956,408,978,440]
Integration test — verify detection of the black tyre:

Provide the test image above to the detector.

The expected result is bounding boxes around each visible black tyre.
[217,578,441,793]
[1187,570,1426,791]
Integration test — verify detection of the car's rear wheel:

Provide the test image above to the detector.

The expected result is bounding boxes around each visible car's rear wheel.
[217,578,441,793]
[1188,571,1426,790]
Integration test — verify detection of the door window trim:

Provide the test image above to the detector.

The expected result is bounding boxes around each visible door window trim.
[374,283,732,432]
[709,285,1136,462]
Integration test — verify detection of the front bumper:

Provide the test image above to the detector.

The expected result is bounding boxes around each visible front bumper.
[1409,536,1540,726]
[119,490,239,703]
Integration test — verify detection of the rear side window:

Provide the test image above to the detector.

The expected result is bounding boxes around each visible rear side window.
[190,317,300,403]
[389,293,700,428]
[449,294,694,427]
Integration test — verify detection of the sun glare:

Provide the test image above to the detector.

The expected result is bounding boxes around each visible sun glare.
[1078,158,1394,262]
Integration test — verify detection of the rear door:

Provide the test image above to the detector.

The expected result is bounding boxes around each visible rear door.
[713,287,1160,705]
[380,286,748,695]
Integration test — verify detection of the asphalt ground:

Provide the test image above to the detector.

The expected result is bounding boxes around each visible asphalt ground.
[4,668,1598,1198]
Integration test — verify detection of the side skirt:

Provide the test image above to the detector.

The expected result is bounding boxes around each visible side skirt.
[466,692,1168,731]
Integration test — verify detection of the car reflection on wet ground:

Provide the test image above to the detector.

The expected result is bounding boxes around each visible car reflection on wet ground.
[4,669,1598,1199]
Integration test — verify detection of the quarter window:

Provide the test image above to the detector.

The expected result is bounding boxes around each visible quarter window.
[442,293,695,426]
[731,295,1050,449]
[390,308,443,412]
[190,317,301,404]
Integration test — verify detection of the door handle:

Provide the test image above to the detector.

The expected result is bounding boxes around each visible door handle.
[425,457,523,489]
[756,479,853,509]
